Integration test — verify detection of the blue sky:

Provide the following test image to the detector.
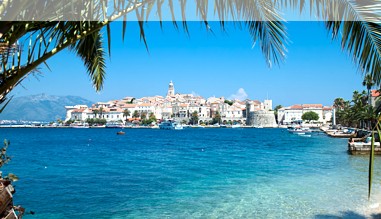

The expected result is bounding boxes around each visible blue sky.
[12,21,366,106]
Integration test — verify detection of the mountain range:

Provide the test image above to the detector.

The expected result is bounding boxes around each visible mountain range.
[0,94,93,122]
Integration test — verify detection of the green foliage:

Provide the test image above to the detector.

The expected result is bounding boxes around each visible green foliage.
[224,100,233,106]
[140,112,147,120]
[302,111,319,121]
[141,113,156,125]
[334,90,376,128]
[85,118,107,126]
[212,111,221,124]
[190,111,199,125]
[0,140,18,182]
[0,140,11,168]
[132,110,139,119]
[65,119,75,125]
[123,109,130,121]
[274,105,283,122]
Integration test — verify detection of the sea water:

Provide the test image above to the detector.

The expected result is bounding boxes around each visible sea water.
[0,128,380,218]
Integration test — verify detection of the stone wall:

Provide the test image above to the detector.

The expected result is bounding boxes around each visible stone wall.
[246,110,277,128]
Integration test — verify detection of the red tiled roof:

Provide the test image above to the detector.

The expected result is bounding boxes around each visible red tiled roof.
[139,103,153,107]
[290,105,303,109]
[252,100,261,105]
[125,104,137,108]
[72,109,85,113]
[302,104,323,108]
[371,90,380,97]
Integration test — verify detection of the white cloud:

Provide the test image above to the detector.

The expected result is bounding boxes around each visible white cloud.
[229,88,248,101]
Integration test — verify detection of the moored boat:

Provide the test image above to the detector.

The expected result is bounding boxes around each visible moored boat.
[288,127,311,134]
[105,122,124,128]
[231,124,241,128]
[71,122,89,128]
[159,120,183,130]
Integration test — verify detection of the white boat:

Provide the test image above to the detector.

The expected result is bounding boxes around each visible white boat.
[159,120,183,130]
[231,124,241,128]
[71,122,89,128]
[105,122,124,128]
[191,125,205,128]
[288,127,311,134]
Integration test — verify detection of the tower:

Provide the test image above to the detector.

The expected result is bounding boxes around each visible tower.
[167,80,175,97]
[264,99,273,111]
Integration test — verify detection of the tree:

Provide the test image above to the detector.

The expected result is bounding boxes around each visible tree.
[132,110,139,119]
[0,1,380,107]
[363,74,375,105]
[212,111,222,125]
[333,98,346,110]
[363,74,375,128]
[140,112,147,120]
[302,111,319,121]
[92,109,99,119]
[142,112,156,125]
[274,105,283,123]
[123,109,130,122]
[190,111,199,125]
[224,100,233,106]
[1,0,381,208]
[99,107,104,119]
[148,112,156,121]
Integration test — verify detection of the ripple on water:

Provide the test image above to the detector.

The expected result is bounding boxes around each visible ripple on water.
[1,128,380,218]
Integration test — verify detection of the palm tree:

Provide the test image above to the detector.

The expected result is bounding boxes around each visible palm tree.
[132,110,139,119]
[191,111,199,125]
[0,0,381,202]
[92,109,99,119]
[99,107,104,119]
[333,98,346,110]
[0,0,380,107]
[140,112,147,120]
[123,109,130,123]
[363,74,375,105]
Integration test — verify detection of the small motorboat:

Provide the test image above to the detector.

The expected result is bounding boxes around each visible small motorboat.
[116,131,125,135]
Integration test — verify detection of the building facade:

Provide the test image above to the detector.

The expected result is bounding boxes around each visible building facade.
[65,81,273,125]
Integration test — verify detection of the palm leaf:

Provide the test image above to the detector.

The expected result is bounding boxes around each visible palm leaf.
[70,30,106,91]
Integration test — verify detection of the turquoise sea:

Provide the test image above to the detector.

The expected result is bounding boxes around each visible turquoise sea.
[1,128,381,218]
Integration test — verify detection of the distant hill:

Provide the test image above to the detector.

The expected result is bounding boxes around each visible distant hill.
[0,94,93,122]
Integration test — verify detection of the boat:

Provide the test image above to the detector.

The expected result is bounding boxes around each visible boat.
[191,124,205,128]
[159,120,183,130]
[327,129,356,138]
[231,124,241,128]
[288,127,311,134]
[213,123,220,128]
[71,122,89,128]
[116,131,125,135]
[105,122,124,128]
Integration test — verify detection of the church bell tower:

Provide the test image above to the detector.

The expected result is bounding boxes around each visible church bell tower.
[167,81,175,97]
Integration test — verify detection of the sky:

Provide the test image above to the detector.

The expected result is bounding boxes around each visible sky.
[11,21,366,107]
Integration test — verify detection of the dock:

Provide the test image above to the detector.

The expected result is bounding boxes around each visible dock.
[348,141,381,155]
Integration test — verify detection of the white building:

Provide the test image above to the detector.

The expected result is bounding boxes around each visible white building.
[65,105,89,121]
[64,81,273,125]
[277,104,333,125]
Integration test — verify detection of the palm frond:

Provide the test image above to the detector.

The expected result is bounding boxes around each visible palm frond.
[70,30,107,91]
